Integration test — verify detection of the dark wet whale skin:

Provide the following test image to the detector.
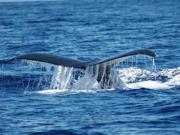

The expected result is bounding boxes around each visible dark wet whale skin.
[2,49,155,88]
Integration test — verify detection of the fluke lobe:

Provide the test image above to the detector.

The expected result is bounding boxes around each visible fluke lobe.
[1,49,156,88]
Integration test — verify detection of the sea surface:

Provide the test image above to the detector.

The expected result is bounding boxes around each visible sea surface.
[0,0,180,135]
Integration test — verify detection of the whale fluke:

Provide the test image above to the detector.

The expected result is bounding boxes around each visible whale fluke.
[87,49,155,67]
[1,49,155,68]
[0,49,156,89]
[2,53,86,68]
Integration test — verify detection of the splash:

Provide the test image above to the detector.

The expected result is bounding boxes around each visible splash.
[31,57,180,94]
[50,66,73,90]
[118,67,180,90]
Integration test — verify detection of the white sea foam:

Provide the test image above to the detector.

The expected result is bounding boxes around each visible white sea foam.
[37,89,68,94]
[35,56,180,94]
[119,67,180,90]
[37,67,179,95]
[126,80,172,90]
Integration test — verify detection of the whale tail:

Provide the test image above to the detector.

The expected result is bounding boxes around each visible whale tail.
[1,49,155,67]
[0,49,156,88]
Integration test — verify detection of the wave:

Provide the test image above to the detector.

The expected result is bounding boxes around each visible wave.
[31,129,106,135]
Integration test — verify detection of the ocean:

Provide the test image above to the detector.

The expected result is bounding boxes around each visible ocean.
[0,0,180,135]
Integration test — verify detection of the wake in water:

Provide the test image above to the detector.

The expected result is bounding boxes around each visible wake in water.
[38,67,180,94]
[37,58,180,94]
[117,67,180,90]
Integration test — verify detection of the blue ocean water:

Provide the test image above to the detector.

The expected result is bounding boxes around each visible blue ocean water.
[0,0,180,135]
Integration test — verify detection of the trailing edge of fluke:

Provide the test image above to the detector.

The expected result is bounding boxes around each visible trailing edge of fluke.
[0,49,156,68]
[0,49,156,88]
